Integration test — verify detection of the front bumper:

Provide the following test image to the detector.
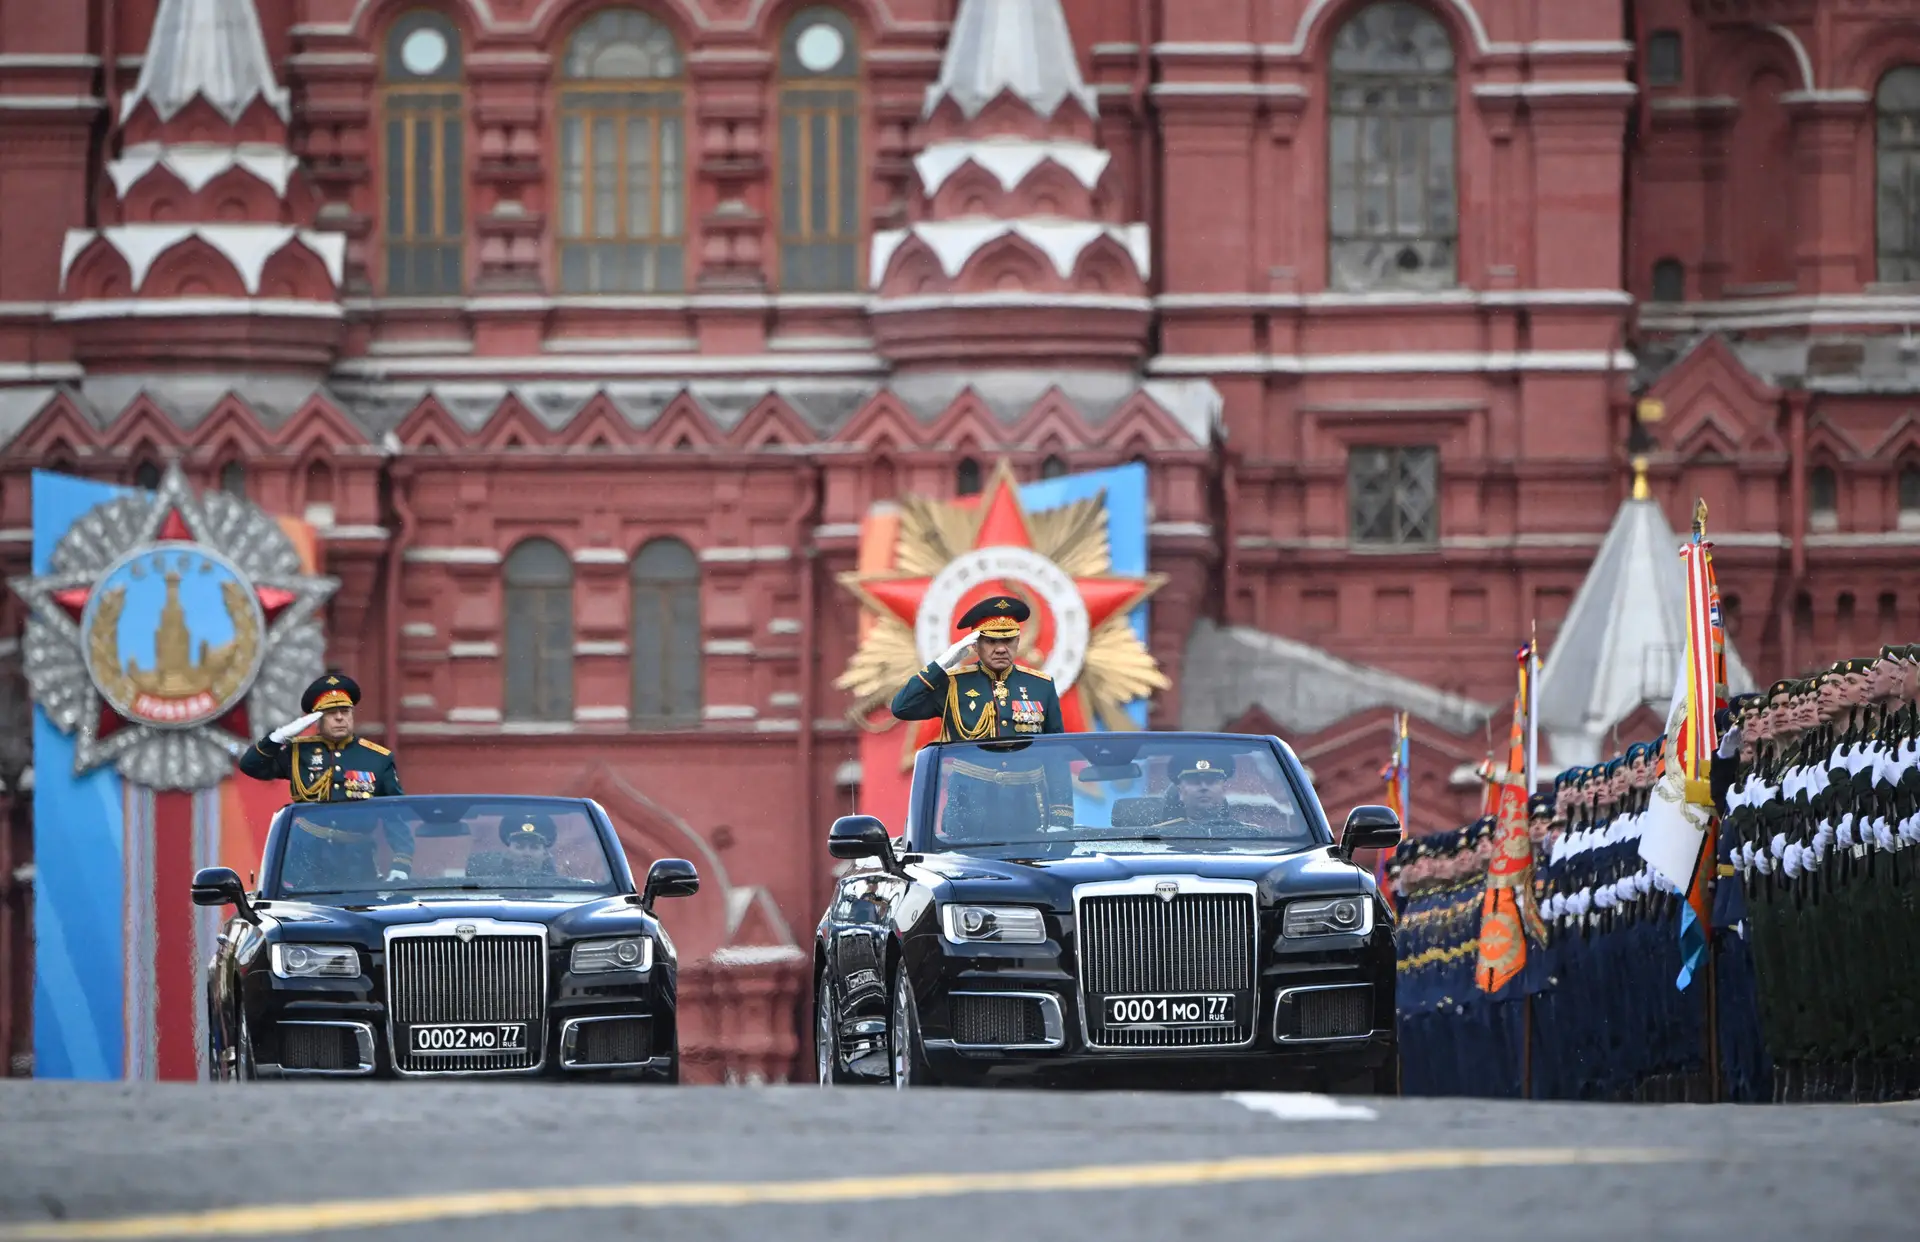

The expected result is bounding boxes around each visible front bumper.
[243,967,676,1080]
[908,928,1396,1085]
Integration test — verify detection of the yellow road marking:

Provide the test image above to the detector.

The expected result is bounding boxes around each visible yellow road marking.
[0,1146,1687,1241]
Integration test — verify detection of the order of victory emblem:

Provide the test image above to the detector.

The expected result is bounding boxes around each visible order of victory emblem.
[10,463,338,789]
[836,459,1169,748]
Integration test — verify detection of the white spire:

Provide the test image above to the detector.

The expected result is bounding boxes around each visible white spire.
[1535,497,1756,767]
[925,0,1098,120]
[122,0,289,123]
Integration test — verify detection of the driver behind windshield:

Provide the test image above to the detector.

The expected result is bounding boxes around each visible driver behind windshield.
[1154,757,1251,832]
[501,814,558,875]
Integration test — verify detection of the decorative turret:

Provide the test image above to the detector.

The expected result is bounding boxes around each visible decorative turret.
[869,0,1150,371]
[1535,461,1757,767]
[57,0,343,374]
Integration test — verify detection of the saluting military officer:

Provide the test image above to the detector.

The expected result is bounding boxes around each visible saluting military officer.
[890,595,1066,741]
[240,672,412,881]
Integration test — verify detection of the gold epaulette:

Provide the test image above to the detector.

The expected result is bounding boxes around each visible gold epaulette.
[1015,664,1052,681]
[357,739,392,757]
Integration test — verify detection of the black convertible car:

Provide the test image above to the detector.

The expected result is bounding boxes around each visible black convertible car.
[813,733,1401,1090]
[193,794,698,1081]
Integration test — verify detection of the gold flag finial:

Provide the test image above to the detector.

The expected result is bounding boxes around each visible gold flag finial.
[1630,455,1650,501]
[1692,496,1708,539]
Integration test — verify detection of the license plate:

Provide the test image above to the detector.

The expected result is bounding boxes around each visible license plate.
[1103,994,1235,1028]
[409,1023,528,1055]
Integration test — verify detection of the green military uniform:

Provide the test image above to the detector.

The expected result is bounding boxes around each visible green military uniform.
[890,597,1066,742]
[1151,756,1253,831]
[893,596,1072,837]
[240,672,412,879]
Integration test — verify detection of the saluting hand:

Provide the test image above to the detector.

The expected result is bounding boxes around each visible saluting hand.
[269,711,324,744]
[936,631,978,672]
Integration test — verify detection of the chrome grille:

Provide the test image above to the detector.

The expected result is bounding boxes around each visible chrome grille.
[1078,890,1258,1048]
[387,933,545,1073]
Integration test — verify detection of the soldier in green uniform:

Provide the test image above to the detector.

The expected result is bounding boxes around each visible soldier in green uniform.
[890,595,1066,741]
[240,672,412,885]
[1151,756,1258,833]
[894,596,1072,837]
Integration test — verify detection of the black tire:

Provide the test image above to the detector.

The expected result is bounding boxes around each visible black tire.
[815,972,858,1086]
[888,960,937,1088]
[236,1010,259,1082]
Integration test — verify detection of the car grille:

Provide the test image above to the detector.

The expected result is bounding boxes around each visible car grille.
[388,934,545,1073]
[952,994,1048,1046]
[281,1025,357,1071]
[575,1018,650,1067]
[1078,891,1258,1048]
[1277,985,1374,1042]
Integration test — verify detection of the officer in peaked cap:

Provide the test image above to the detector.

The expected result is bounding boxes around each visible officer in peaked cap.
[498,813,558,876]
[891,595,1066,743]
[240,671,413,880]
[1155,755,1252,831]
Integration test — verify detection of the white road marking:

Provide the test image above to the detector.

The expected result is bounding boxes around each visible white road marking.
[1224,1092,1378,1122]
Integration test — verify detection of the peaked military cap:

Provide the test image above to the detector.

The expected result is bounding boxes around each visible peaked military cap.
[957,594,1031,639]
[1527,792,1554,817]
[502,813,556,848]
[302,672,360,714]
[1171,755,1232,782]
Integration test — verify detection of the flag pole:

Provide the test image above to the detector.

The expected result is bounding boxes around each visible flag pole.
[1525,620,1540,793]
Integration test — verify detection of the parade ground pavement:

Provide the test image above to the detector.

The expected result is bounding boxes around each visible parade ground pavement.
[1,1080,1916,1241]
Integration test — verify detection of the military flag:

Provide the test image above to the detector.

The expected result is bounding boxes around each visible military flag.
[1476,643,1549,993]
[1376,711,1411,914]
[1638,499,1727,990]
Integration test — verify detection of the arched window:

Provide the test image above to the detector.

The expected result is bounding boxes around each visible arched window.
[955,456,982,496]
[1328,1,1457,292]
[382,10,465,294]
[504,538,574,722]
[1651,258,1685,303]
[1040,454,1068,480]
[778,7,861,290]
[557,9,686,293]
[1899,464,1920,524]
[219,461,247,497]
[1879,68,1920,282]
[133,460,162,489]
[631,538,700,725]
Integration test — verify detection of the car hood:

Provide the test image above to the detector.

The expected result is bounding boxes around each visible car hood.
[906,842,1369,908]
[255,893,659,945]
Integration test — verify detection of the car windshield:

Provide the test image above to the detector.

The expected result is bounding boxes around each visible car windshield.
[922,736,1319,853]
[271,797,619,899]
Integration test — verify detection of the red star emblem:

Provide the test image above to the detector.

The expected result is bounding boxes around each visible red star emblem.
[851,462,1161,746]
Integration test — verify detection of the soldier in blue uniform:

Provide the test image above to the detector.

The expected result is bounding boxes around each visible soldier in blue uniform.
[240,672,413,884]
[890,595,1065,741]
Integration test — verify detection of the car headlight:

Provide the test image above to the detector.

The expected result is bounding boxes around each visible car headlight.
[270,943,360,978]
[940,904,1048,945]
[571,937,654,974]
[1282,896,1373,939]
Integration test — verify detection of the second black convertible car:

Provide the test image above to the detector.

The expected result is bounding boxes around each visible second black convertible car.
[194,795,698,1080]
[813,733,1401,1090]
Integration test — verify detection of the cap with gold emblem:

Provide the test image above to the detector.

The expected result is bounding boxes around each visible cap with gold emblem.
[301,672,361,714]
[956,595,1031,640]
[1171,756,1232,782]
[502,814,556,848]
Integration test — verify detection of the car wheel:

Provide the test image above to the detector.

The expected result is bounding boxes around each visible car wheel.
[889,961,935,1089]
[815,973,855,1086]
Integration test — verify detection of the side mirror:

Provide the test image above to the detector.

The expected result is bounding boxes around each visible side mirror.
[642,858,700,910]
[828,815,897,870]
[1339,805,1403,861]
[191,866,259,925]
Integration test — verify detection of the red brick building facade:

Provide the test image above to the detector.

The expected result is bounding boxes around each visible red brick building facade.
[2,0,1917,1076]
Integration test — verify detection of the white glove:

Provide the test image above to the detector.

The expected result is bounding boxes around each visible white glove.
[935,632,977,672]
[269,711,324,744]
[384,867,411,883]
[1715,725,1743,760]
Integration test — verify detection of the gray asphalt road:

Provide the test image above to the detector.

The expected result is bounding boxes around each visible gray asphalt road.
[1,1081,1915,1242]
